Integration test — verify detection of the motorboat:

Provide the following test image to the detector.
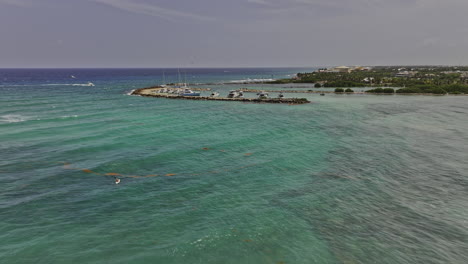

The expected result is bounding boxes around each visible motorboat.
[257,91,269,99]
[210,91,220,97]
[227,90,238,98]
[278,92,284,99]
[179,87,200,96]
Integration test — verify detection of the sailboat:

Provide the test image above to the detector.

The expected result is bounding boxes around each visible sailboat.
[175,69,200,96]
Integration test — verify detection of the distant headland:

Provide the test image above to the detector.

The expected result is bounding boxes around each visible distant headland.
[270,66,468,95]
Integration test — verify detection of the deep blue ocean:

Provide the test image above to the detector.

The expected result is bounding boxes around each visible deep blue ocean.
[1,68,467,264]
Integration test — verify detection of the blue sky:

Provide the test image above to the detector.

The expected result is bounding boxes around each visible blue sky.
[1,0,468,67]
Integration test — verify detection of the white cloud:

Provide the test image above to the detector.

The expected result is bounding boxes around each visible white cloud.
[93,0,213,21]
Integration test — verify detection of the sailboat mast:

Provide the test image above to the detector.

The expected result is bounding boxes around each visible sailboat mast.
[178,68,181,85]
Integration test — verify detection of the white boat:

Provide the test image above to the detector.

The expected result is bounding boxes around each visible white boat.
[227,90,238,98]
[179,87,200,96]
[85,82,95,87]
[236,91,244,98]
[210,91,220,97]
[257,91,269,99]
[278,92,284,99]
[169,88,180,94]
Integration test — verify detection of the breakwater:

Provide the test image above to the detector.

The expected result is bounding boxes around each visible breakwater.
[239,88,365,94]
[144,85,211,91]
[131,88,310,104]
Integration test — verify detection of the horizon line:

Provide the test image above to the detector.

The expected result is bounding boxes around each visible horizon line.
[1,64,468,70]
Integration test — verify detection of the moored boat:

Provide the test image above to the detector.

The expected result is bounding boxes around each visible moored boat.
[257,91,269,99]
[179,87,200,96]
[227,90,238,98]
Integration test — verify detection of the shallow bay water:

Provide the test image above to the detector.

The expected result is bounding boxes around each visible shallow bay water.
[1,69,467,263]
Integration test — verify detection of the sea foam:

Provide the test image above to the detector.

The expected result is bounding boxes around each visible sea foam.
[228,78,275,84]
[0,114,28,123]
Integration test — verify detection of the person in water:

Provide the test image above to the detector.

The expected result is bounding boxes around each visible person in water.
[115,178,121,184]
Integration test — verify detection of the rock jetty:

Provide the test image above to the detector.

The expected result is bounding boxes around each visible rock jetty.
[131,88,310,104]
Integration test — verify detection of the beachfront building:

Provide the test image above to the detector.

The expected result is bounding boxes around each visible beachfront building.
[317,66,372,73]
[332,66,352,73]
[395,71,418,78]
[461,72,468,84]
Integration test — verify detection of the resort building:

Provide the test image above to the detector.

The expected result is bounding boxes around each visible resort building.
[332,66,352,73]
[395,71,418,78]
[316,66,372,73]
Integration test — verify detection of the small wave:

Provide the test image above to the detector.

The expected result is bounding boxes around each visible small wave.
[0,83,94,87]
[0,84,30,87]
[190,82,221,86]
[60,115,79,119]
[126,89,136,96]
[0,114,29,123]
[190,79,277,86]
[46,83,94,87]
[228,78,275,84]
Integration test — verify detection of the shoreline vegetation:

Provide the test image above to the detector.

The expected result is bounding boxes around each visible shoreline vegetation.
[268,66,468,95]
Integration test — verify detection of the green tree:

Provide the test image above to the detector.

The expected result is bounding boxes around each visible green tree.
[366,88,384,93]
[429,87,447,94]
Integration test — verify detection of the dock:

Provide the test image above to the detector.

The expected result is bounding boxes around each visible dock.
[131,88,310,104]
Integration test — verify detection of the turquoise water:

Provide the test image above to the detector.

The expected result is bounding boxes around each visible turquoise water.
[1,69,467,263]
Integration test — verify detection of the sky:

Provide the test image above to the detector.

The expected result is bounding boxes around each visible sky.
[1,0,468,68]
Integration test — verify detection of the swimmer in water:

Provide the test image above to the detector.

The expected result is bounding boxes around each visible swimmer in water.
[115,178,121,184]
